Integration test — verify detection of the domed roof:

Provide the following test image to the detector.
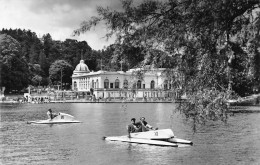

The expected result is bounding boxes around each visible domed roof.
[73,60,90,74]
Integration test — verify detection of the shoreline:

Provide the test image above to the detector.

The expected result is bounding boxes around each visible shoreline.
[0,99,183,104]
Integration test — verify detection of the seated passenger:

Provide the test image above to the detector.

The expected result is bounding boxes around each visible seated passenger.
[127,118,138,137]
[47,109,58,120]
[135,117,155,132]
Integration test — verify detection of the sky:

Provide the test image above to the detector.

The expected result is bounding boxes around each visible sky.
[0,0,123,50]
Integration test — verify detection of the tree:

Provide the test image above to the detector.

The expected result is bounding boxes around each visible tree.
[1,29,42,63]
[75,0,260,126]
[0,34,29,92]
[43,33,53,58]
[49,60,73,89]
[39,50,48,76]
[29,64,44,76]
[32,75,43,86]
[29,44,38,64]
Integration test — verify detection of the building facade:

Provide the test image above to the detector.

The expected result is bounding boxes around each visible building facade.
[71,60,176,100]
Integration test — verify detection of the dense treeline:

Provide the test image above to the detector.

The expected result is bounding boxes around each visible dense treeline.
[0,29,85,92]
[0,28,147,93]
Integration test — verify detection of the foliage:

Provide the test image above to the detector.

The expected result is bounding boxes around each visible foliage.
[128,69,145,94]
[49,60,73,86]
[75,0,260,124]
[0,28,107,92]
[32,75,43,86]
[0,34,29,92]
[28,63,44,84]
[178,88,229,131]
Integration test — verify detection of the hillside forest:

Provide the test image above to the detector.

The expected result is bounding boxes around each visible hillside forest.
[0,28,147,93]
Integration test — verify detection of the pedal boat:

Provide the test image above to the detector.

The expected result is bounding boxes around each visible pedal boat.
[27,113,81,124]
[104,129,192,147]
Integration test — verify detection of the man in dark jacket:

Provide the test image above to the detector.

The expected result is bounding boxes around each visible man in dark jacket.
[127,118,138,137]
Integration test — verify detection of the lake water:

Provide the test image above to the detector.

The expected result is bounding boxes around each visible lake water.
[1,103,260,165]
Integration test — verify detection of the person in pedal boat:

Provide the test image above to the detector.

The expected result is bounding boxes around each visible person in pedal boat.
[135,117,155,132]
[47,109,58,120]
[127,118,138,137]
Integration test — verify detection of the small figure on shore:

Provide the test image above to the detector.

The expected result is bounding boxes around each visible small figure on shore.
[47,109,58,120]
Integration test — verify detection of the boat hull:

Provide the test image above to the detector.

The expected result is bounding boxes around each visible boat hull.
[28,120,81,124]
[130,129,174,140]
[104,129,192,147]
[105,136,178,147]
[27,112,81,124]
[168,137,193,145]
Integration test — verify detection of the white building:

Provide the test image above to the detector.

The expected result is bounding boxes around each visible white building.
[71,60,176,100]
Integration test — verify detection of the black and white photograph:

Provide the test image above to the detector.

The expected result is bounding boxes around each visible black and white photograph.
[1,0,260,164]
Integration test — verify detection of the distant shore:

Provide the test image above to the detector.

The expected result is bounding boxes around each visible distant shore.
[229,106,260,113]
[0,98,184,104]
[0,93,186,104]
[1,93,260,113]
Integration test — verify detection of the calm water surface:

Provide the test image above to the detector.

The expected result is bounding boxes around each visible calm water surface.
[1,103,260,165]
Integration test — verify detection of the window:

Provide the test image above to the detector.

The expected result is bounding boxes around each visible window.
[150,80,155,89]
[74,81,77,89]
[92,80,94,88]
[96,79,99,88]
[137,80,142,89]
[164,80,168,90]
[110,83,114,88]
[115,79,120,88]
[143,84,145,89]
[104,79,109,89]
[123,79,128,89]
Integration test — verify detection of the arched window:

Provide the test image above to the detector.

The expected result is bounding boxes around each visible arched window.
[115,79,120,88]
[74,81,77,90]
[104,79,109,89]
[123,79,128,89]
[164,80,168,90]
[150,80,155,89]
[137,80,142,89]
[96,79,99,88]
[92,80,94,88]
